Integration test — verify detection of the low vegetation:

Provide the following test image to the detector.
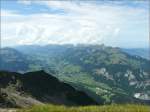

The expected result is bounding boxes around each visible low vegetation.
[1,45,150,103]
[17,104,150,112]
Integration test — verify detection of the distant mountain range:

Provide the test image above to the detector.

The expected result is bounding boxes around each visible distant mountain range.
[122,48,149,60]
[0,44,150,105]
[0,70,97,108]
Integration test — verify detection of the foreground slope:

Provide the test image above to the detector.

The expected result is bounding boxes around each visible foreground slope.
[0,71,97,108]
[17,104,150,112]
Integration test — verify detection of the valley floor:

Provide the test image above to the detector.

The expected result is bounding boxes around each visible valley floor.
[3,104,149,112]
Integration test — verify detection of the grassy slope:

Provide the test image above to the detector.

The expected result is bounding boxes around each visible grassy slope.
[17,104,150,112]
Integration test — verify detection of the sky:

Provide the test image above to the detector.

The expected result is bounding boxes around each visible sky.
[1,0,149,48]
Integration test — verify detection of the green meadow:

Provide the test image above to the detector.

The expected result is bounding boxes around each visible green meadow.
[17,104,150,112]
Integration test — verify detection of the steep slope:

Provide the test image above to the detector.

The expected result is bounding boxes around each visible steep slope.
[0,71,97,108]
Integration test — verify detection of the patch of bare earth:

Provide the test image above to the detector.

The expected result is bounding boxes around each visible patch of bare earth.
[0,108,17,112]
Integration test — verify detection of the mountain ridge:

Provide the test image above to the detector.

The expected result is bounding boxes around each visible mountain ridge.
[0,70,97,108]
[0,44,150,104]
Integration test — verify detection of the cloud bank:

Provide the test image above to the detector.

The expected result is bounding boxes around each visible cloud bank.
[1,0,149,48]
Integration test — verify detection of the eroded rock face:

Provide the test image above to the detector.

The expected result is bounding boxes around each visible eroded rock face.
[134,93,150,101]
[94,68,114,80]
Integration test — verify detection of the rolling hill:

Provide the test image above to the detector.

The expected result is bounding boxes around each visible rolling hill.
[0,44,150,104]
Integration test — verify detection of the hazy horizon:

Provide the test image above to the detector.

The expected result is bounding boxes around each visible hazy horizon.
[1,43,150,49]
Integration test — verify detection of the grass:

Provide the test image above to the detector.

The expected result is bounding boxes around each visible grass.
[17,104,150,112]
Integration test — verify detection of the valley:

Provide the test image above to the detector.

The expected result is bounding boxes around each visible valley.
[1,45,150,105]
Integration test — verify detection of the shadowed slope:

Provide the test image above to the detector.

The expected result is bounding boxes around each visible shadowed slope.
[0,71,97,108]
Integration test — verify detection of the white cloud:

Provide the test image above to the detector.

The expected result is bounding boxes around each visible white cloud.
[1,1,149,48]
[114,28,120,36]
[18,0,31,5]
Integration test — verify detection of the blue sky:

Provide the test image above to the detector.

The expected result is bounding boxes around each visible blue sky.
[1,0,149,48]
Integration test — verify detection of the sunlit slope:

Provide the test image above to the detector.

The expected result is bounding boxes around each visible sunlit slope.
[17,104,150,112]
